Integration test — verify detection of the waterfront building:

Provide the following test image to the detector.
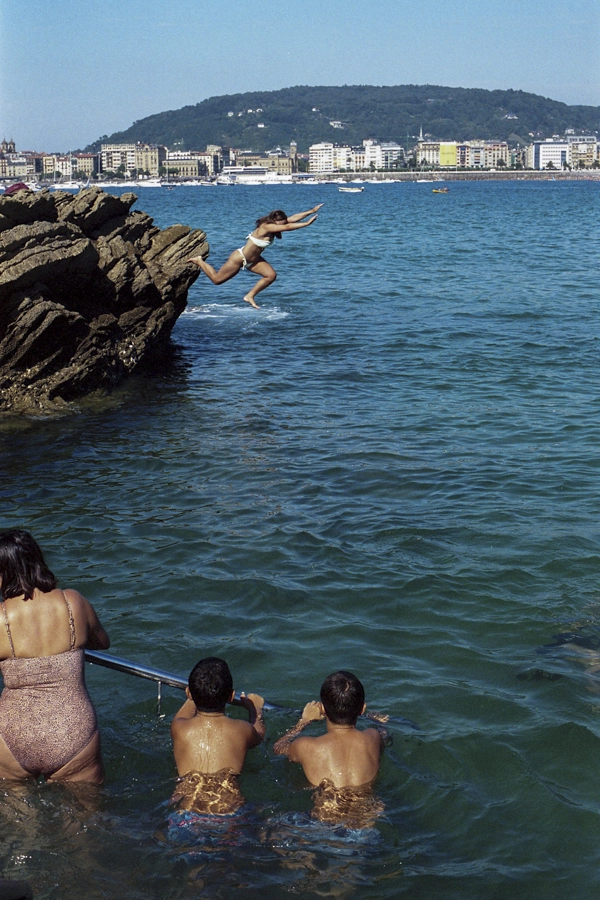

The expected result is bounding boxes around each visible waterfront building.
[165,152,203,178]
[468,141,486,168]
[416,138,508,169]
[415,141,440,167]
[101,143,136,173]
[310,140,404,173]
[236,149,294,175]
[352,148,366,171]
[309,142,335,173]
[0,155,27,179]
[528,139,569,170]
[72,153,99,177]
[484,142,510,168]
[363,140,405,170]
[100,142,166,177]
[0,139,35,179]
[206,145,225,172]
[456,143,469,167]
[439,143,458,167]
[135,144,166,177]
[567,134,597,168]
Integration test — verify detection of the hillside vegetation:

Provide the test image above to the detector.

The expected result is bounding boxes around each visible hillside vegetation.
[88,85,600,153]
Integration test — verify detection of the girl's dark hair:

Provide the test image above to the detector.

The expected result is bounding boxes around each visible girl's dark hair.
[320,671,365,725]
[0,530,57,600]
[256,209,287,238]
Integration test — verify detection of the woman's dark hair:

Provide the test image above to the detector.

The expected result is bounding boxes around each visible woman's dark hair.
[320,671,365,725]
[256,209,287,238]
[188,657,233,712]
[0,529,57,600]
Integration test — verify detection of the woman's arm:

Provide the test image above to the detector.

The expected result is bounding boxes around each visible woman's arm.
[79,593,110,650]
[286,204,323,224]
[265,215,318,234]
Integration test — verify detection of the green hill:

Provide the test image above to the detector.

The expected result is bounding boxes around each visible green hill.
[87,85,600,153]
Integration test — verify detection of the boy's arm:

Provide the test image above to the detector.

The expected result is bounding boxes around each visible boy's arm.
[237,692,266,747]
[171,698,197,725]
[273,701,323,760]
[362,710,390,747]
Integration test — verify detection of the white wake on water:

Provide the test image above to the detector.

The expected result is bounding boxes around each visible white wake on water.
[183,303,290,321]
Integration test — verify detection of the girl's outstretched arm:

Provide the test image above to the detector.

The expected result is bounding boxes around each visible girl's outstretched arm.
[286,204,324,223]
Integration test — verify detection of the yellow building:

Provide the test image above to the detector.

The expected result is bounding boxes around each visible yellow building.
[439,143,457,167]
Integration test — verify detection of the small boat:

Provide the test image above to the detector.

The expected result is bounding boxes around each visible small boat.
[338,186,364,193]
[52,181,82,191]
[432,187,449,193]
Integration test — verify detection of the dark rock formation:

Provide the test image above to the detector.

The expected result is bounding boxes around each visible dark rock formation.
[0,186,208,413]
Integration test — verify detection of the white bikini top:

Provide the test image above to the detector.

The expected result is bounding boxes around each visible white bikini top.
[247,233,273,249]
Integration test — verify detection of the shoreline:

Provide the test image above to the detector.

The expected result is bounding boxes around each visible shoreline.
[2,170,598,193]
[313,169,600,183]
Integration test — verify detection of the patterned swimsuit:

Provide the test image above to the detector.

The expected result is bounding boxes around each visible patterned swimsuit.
[0,592,98,777]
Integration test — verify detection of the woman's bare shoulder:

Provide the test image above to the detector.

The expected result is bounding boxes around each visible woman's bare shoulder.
[61,587,87,603]
[61,587,93,613]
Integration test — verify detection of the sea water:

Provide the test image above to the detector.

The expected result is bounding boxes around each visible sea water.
[1,180,600,899]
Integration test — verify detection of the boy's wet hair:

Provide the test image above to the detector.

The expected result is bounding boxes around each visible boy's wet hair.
[0,529,57,601]
[320,671,365,725]
[188,657,233,712]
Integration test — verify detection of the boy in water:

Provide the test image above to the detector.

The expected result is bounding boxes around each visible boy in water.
[273,671,387,827]
[170,656,265,815]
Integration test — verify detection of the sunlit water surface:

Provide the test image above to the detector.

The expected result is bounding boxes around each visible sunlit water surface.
[1,180,600,899]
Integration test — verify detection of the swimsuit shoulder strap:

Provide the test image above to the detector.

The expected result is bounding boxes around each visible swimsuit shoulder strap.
[2,602,16,659]
[62,590,76,651]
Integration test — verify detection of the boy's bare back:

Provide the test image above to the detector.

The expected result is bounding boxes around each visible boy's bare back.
[171,692,265,776]
[273,700,385,788]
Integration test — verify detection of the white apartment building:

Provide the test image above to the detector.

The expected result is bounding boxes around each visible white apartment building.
[101,143,137,173]
[308,143,349,173]
[310,140,404,173]
[528,140,569,170]
[363,140,405,169]
[100,142,166,176]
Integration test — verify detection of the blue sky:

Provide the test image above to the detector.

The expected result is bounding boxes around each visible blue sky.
[1,0,598,152]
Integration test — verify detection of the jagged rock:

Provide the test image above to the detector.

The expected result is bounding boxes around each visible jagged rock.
[0,186,208,413]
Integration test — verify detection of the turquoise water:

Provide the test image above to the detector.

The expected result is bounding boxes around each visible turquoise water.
[1,180,600,899]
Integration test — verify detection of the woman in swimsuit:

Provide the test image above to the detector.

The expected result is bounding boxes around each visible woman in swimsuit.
[188,204,323,308]
[0,530,110,784]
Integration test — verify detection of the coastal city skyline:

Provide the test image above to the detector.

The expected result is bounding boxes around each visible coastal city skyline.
[1,0,598,153]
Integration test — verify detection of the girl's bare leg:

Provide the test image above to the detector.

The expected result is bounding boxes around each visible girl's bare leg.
[245,260,277,308]
[188,250,243,285]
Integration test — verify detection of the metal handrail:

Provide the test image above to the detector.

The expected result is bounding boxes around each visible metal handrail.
[84,649,414,728]
[84,649,281,711]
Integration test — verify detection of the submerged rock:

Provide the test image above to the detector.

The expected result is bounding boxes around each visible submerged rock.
[0,186,208,413]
